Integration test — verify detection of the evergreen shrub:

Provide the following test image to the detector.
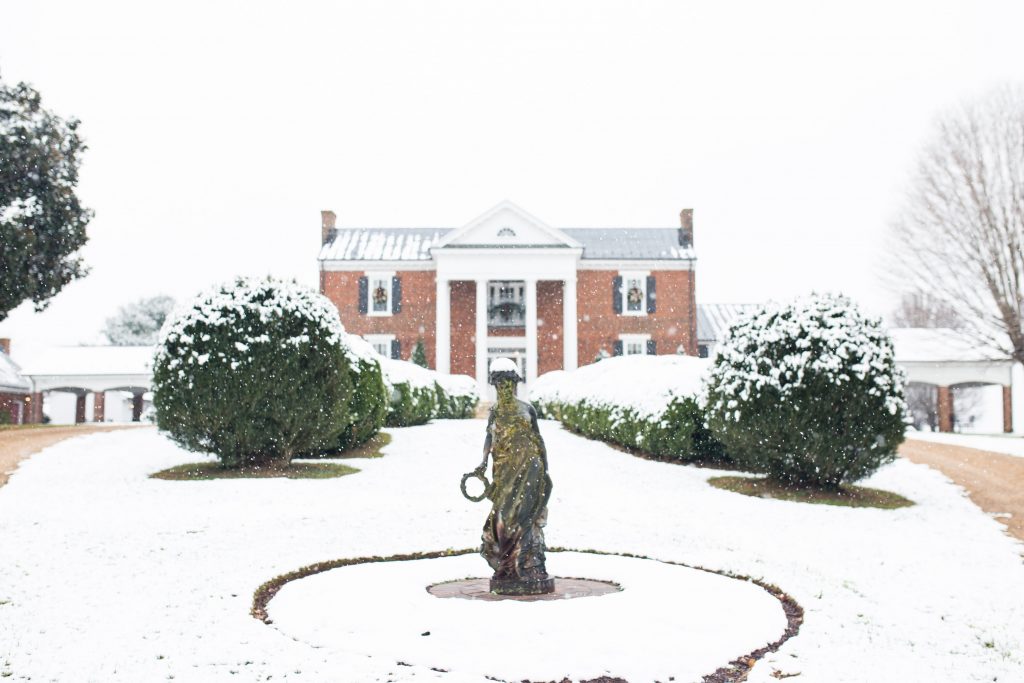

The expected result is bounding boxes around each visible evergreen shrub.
[378,356,478,426]
[704,293,906,489]
[532,356,725,462]
[152,277,358,467]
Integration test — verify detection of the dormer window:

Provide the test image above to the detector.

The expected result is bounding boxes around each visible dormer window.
[497,227,516,238]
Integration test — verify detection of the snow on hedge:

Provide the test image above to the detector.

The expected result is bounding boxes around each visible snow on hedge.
[156,276,378,374]
[706,293,905,422]
[530,354,711,422]
[435,372,479,400]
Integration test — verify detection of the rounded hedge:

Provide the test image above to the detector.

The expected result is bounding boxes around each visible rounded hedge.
[703,293,906,489]
[153,277,357,467]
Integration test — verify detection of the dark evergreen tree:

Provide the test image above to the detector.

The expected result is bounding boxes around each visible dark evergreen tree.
[0,76,92,320]
[411,338,428,367]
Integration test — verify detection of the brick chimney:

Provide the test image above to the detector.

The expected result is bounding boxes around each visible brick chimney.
[0,338,9,356]
[679,208,693,247]
[321,210,337,245]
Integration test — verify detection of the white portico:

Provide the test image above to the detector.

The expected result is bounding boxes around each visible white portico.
[431,202,583,396]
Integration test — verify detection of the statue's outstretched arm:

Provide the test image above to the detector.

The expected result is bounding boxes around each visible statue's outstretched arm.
[529,405,549,463]
[478,410,495,472]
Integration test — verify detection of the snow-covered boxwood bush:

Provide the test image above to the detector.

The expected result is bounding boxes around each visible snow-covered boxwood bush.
[434,373,479,419]
[376,357,478,426]
[703,293,906,489]
[153,277,358,467]
[531,355,725,462]
[317,334,388,454]
[378,356,439,427]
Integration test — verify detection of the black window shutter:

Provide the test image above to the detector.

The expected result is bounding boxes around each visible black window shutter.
[646,339,657,355]
[392,276,402,314]
[358,277,369,314]
[612,340,623,356]
[612,276,623,314]
[390,339,401,360]
[646,276,656,314]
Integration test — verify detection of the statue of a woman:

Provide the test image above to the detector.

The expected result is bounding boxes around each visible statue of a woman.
[470,358,554,595]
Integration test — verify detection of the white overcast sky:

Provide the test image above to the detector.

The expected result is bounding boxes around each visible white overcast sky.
[1,0,1022,355]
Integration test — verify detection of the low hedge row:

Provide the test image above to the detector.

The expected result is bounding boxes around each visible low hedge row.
[535,394,725,463]
[380,357,479,427]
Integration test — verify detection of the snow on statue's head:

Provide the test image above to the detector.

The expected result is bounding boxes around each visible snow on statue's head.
[488,357,522,386]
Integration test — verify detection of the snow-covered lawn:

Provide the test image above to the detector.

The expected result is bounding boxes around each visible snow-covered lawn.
[1,421,1022,682]
[906,429,1024,459]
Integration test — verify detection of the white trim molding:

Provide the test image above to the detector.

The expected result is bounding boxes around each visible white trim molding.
[619,333,652,356]
[363,334,397,358]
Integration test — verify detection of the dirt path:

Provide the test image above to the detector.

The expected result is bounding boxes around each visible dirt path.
[900,438,1024,542]
[0,425,142,488]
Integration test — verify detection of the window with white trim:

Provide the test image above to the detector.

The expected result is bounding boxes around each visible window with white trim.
[620,271,649,316]
[364,334,396,358]
[619,333,651,356]
[367,271,394,316]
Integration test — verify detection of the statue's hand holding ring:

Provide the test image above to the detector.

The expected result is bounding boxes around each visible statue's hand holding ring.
[460,469,492,502]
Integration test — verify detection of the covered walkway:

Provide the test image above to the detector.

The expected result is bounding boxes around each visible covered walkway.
[18,346,155,424]
[891,328,1014,433]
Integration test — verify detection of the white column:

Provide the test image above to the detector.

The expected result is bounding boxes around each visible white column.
[475,279,488,395]
[435,277,450,373]
[562,275,578,371]
[525,278,538,387]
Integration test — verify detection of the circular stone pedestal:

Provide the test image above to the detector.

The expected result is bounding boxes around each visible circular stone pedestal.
[429,576,620,601]
[266,551,789,682]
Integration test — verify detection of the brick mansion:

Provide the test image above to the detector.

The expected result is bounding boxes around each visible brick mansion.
[318,201,698,395]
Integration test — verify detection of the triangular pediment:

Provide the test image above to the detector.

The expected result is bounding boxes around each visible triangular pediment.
[436,201,581,249]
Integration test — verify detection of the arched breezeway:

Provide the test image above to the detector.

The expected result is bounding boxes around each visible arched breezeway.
[18,347,154,424]
[892,329,1014,433]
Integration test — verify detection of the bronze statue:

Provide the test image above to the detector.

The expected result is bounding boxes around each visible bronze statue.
[461,358,554,595]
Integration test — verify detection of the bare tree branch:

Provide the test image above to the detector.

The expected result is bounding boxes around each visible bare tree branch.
[888,85,1024,363]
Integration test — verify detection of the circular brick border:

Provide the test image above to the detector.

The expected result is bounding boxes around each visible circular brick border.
[252,547,803,683]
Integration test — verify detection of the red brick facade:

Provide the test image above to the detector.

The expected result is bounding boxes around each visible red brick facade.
[537,281,564,375]
[576,270,697,364]
[321,270,437,365]
[450,281,476,377]
[0,392,28,425]
[320,268,697,374]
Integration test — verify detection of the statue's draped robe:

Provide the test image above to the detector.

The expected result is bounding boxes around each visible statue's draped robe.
[481,396,553,580]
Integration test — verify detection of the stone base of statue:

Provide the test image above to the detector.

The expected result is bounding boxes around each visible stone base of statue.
[490,576,556,596]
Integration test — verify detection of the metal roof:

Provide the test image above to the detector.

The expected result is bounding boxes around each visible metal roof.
[697,303,760,343]
[889,328,1008,363]
[318,227,694,261]
[18,346,155,378]
[0,350,29,394]
[563,228,693,260]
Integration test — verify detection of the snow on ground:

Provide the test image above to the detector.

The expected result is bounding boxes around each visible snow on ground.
[0,422,1022,682]
[270,552,786,682]
[906,430,1024,459]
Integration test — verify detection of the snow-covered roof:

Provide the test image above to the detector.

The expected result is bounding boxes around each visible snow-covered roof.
[697,303,760,343]
[319,228,447,261]
[319,227,695,261]
[889,328,1007,363]
[18,346,155,378]
[0,350,29,393]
